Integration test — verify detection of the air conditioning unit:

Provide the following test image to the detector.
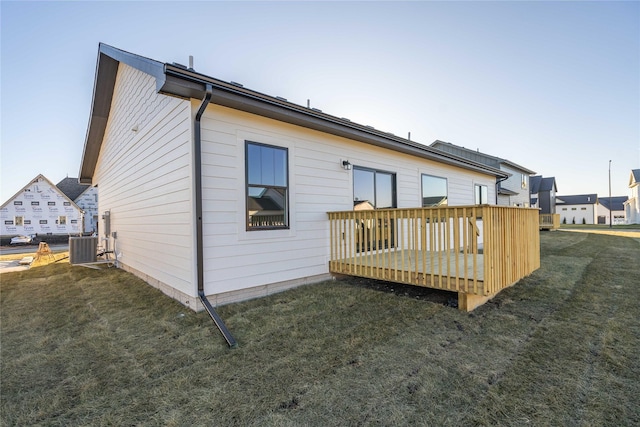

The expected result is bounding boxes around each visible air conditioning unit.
[69,236,98,265]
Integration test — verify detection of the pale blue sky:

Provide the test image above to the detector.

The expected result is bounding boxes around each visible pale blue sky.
[1,1,638,202]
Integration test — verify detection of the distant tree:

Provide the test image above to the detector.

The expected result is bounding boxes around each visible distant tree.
[582,218,586,225]
[563,217,567,224]
[572,217,576,224]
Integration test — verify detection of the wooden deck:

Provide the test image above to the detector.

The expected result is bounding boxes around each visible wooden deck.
[332,249,486,294]
[328,205,540,310]
[539,213,561,230]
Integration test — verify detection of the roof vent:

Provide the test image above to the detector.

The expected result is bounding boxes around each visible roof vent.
[188,55,194,71]
[172,62,188,70]
[341,117,351,122]
[276,96,288,102]
[311,107,323,113]
[230,81,244,88]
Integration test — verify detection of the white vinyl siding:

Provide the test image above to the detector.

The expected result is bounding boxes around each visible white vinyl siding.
[199,104,496,296]
[497,164,530,207]
[560,203,596,224]
[93,64,195,297]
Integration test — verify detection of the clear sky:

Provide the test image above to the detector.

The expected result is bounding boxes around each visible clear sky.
[1,1,639,203]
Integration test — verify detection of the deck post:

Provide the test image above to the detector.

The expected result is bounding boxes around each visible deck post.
[458,291,496,312]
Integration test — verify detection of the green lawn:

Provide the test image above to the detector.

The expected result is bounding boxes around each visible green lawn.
[1,232,639,426]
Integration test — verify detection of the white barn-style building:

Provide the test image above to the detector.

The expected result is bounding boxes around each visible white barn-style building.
[555,194,598,225]
[79,44,511,312]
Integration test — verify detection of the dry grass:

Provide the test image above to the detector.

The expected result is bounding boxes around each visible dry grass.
[1,232,639,426]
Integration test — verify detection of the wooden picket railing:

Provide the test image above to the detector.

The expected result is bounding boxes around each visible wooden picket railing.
[328,206,540,299]
[539,213,560,230]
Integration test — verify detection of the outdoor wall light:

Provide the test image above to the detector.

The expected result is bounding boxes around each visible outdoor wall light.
[342,160,352,170]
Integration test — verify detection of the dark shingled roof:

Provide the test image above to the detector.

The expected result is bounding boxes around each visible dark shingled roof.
[56,177,90,201]
[529,176,556,194]
[556,194,597,205]
[430,140,536,175]
[599,196,628,211]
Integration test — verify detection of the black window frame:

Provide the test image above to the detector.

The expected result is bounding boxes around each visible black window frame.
[245,140,289,231]
[421,174,448,207]
[475,184,489,205]
[353,166,397,209]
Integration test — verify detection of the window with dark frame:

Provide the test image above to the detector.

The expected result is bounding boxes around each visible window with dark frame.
[246,141,289,230]
[421,174,448,207]
[475,184,488,205]
[353,167,396,209]
[352,166,397,252]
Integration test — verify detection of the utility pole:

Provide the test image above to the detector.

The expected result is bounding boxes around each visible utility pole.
[609,160,612,228]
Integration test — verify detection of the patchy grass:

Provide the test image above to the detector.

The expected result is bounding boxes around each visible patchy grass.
[1,233,639,425]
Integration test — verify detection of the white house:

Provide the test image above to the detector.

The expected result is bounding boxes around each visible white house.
[596,196,628,225]
[0,174,83,237]
[625,169,640,224]
[430,140,536,207]
[556,194,597,225]
[79,44,508,312]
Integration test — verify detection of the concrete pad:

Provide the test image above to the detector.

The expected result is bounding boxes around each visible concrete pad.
[0,260,30,273]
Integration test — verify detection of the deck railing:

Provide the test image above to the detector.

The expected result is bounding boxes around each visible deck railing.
[539,213,560,230]
[328,205,540,297]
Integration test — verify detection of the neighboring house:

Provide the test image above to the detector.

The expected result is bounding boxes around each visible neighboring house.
[530,176,557,214]
[597,196,628,225]
[430,140,536,207]
[78,43,508,311]
[0,174,83,237]
[624,169,640,224]
[556,194,597,224]
[56,177,99,233]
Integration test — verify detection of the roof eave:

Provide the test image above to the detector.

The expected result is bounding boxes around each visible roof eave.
[79,44,165,184]
[79,44,507,183]
[160,66,507,179]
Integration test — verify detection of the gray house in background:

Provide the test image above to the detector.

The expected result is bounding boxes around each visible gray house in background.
[530,176,557,214]
[430,140,536,207]
[56,177,99,234]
